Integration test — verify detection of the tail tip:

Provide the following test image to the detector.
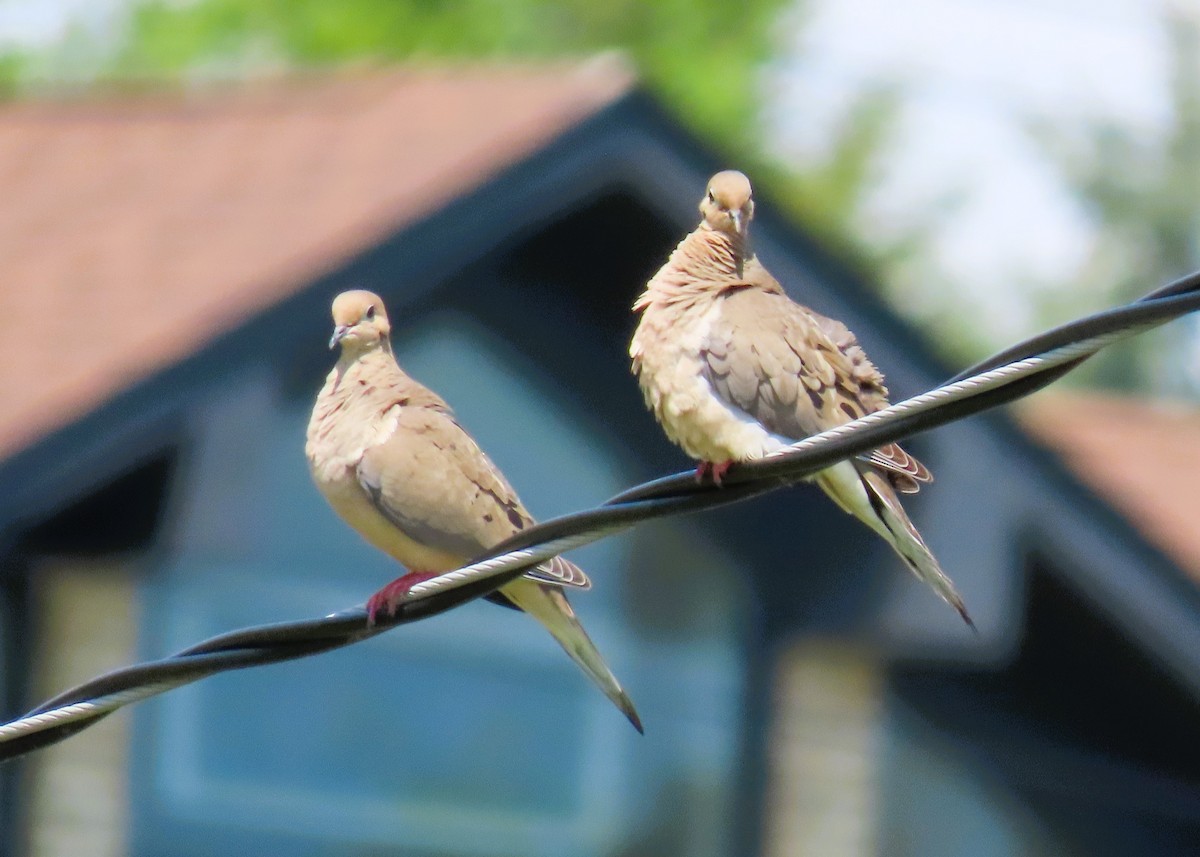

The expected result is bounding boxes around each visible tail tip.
[620,696,645,734]
[953,600,978,634]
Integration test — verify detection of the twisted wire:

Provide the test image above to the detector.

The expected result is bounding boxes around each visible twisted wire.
[1,274,1197,763]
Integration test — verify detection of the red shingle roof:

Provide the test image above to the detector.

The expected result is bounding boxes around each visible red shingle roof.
[1021,392,1200,581]
[0,61,633,460]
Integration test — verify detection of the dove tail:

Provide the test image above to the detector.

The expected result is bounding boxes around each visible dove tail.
[503,579,644,733]
[816,462,974,629]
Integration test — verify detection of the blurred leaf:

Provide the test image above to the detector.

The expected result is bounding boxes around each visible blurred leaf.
[109,0,783,150]
[1030,8,1200,394]
[0,51,23,99]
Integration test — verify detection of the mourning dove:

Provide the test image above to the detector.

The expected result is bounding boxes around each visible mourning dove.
[630,171,972,626]
[307,290,642,731]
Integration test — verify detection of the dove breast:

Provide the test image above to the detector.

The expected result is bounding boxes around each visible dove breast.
[306,366,466,573]
[633,298,790,464]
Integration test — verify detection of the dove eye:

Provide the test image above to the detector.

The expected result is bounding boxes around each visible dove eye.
[365,305,376,321]
[706,189,715,202]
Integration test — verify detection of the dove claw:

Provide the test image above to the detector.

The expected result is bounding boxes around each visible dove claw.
[366,570,437,626]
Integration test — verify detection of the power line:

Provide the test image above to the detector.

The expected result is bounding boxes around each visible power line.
[1,268,1198,762]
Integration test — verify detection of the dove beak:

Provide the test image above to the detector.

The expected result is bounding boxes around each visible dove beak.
[329,324,350,349]
[731,209,745,237]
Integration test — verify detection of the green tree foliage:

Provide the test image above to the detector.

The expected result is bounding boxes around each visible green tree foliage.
[112,0,782,155]
[0,51,22,99]
[1031,8,1200,393]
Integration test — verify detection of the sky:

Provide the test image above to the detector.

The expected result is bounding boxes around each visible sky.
[766,0,1178,341]
[0,0,122,47]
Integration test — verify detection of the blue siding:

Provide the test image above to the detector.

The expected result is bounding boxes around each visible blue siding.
[131,314,750,856]
[881,696,1057,856]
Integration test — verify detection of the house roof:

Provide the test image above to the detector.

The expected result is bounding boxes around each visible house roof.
[0,60,633,461]
[1021,392,1200,583]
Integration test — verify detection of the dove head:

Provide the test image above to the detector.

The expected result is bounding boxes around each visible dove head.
[699,170,754,238]
[328,290,391,352]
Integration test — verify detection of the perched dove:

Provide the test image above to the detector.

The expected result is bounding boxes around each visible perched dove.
[630,170,972,626]
[307,290,642,731]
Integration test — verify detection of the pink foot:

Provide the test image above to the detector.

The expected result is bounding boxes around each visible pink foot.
[366,570,438,626]
[695,460,734,486]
